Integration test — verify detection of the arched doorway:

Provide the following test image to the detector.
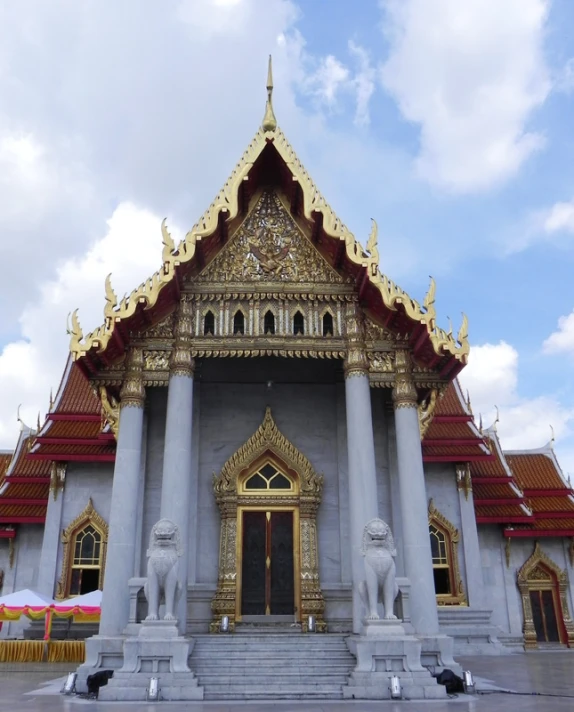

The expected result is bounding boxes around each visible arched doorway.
[517,542,574,649]
[211,408,325,632]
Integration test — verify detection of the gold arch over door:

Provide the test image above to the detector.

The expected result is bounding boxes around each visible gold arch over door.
[517,542,574,649]
[211,408,325,632]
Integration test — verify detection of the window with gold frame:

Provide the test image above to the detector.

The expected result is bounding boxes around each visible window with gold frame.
[240,461,296,494]
[428,499,467,606]
[56,499,108,599]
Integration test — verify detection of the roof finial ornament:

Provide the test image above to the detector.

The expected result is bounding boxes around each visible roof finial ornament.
[262,55,277,132]
[493,405,500,432]
[478,412,483,435]
[549,424,555,449]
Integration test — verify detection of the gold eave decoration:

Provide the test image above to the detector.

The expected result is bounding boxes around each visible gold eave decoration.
[69,65,469,365]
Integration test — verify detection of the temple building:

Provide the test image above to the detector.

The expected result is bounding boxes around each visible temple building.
[1,61,574,698]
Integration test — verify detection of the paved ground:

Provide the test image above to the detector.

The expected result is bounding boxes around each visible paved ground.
[1,653,573,711]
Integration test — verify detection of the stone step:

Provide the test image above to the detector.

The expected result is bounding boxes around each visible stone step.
[203,688,343,700]
[192,664,352,673]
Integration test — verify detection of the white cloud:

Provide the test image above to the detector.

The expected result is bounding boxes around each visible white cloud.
[459,341,574,451]
[0,202,172,447]
[543,310,574,356]
[348,41,375,126]
[379,0,551,192]
[305,55,350,107]
[542,197,574,233]
[555,57,574,94]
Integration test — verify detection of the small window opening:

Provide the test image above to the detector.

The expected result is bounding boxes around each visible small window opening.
[233,310,245,335]
[204,311,215,335]
[293,311,305,335]
[322,313,334,337]
[264,311,275,335]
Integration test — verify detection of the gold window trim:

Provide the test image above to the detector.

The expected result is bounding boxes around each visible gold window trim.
[428,499,467,606]
[517,542,574,649]
[211,407,325,632]
[56,499,108,600]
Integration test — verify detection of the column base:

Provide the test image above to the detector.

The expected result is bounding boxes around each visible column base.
[344,629,447,700]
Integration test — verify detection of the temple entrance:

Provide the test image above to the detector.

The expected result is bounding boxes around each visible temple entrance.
[240,510,295,616]
[211,408,325,632]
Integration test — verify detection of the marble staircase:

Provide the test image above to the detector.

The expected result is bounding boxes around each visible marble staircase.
[189,631,356,700]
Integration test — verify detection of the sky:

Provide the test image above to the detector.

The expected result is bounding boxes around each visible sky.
[0,0,573,475]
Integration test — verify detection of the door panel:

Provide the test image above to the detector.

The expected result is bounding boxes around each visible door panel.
[270,511,294,615]
[542,590,560,642]
[241,511,267,615]
[530,590,545,642]
[241,510,295,616]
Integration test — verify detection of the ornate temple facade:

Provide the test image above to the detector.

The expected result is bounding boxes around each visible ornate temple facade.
[1,62,574,696]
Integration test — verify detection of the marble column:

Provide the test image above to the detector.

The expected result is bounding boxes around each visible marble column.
[36,465,66,598]
[159,297,195,631]
[344,303,379,634]
[393,349,439,636]
[99,347,145,638]
[456,464,486,608]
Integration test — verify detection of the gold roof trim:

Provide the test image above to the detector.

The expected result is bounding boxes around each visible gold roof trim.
[69,113,469,362]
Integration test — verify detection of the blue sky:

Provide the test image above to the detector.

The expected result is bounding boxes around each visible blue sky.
[0,0,573,474]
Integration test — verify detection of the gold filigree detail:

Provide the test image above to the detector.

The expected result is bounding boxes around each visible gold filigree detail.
[120,347,145,409]
[56,499,108,599]
[344,302,368,377]
[143,350,170,371]
[393,349,417,408]
[364,318,393,343]
[455,462,472,501]
[99,386,119,439]
[517,542,574,649]
[428,499,467,606]
[170,297,195,377]
[138,312,176,339]
[418,389,438,439]
[198,191,344,285]
[49,462,67,502]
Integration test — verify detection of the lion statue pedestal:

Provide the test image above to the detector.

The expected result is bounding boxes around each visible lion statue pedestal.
[97,519,204,702]
[343,518,448,701]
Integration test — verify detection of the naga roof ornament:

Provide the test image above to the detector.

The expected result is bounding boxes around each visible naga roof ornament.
[68,59,470,366]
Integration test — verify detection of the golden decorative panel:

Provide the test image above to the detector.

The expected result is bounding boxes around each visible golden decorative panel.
[211,408,325,632]
[517,542,574,649]
[56,499,108,600]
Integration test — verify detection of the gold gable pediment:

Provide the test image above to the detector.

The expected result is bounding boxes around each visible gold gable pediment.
[197,190,347,286]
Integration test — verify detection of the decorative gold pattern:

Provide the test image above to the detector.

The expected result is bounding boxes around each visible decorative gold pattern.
[211,408,325,632]
[56,499,108,599]
[393,349,418,408]
[344,302,369,377]
[99,386,119,439]
[119,347,145,409]
[49,462,67,502]
[418,389,438,439]
[170,297,195,377]
[517,542,574,649]
[198,191,344,285]
[69,113,468,363]
[455,462,472,501]
[428,499,467,606]
[143,350,170,371]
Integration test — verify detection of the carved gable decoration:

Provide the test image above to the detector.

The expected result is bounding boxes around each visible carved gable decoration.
[198,190,345,285]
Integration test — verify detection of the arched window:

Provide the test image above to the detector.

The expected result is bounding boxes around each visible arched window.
[293,311,304,335]
[264,310,275,335]
[233,310,245,335]
[241,462,295,493]
[57,499,108,599]
[322,313,334,337]
[204,311,215,335]
[428,499,466,605]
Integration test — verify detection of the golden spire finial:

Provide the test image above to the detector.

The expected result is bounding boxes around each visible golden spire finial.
[549,424,555,449]
[262,55,277,132]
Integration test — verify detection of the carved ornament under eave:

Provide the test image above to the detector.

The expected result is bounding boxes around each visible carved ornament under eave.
[132,311,176,340]
[197,191,347,286]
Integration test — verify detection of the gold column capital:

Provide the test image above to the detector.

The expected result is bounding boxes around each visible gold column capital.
[170,297,195,378]
[392,348,417,409]
[120,346,145,408]
[343,302,369,378]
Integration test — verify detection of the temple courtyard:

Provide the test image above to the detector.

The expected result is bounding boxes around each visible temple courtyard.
[1,653,573,711]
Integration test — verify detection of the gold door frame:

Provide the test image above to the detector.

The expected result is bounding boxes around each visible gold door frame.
[517,542,574,649]
[236,505,300,620]
[211,408,325,632]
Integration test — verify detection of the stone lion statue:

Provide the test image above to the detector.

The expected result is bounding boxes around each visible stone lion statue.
[358,518,399,621]
[144,518,182,622]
